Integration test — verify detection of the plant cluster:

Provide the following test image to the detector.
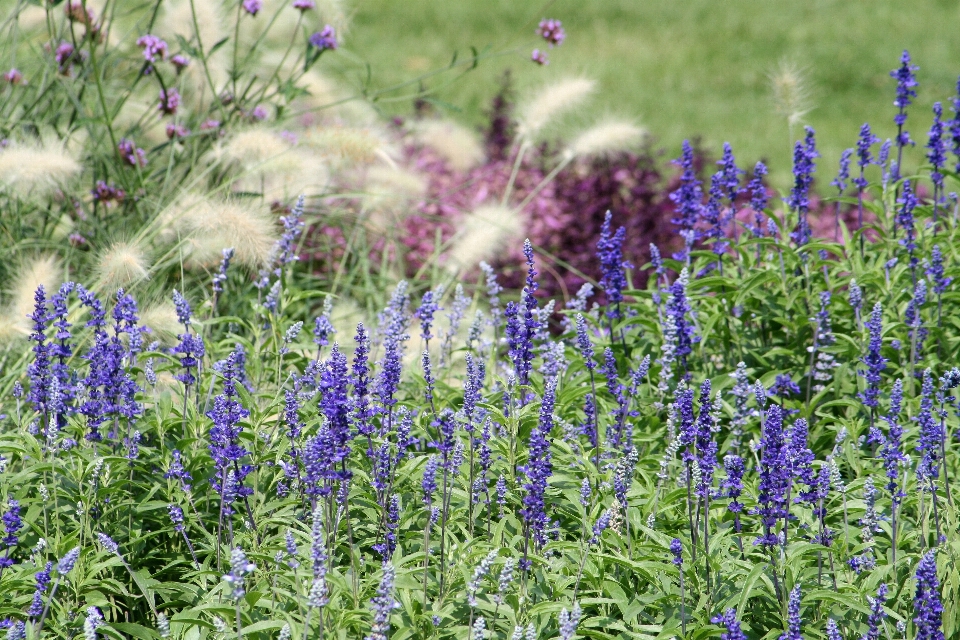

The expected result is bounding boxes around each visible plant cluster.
[5,10,960,640]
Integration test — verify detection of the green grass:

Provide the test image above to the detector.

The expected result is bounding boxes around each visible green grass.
[328,0,960,184]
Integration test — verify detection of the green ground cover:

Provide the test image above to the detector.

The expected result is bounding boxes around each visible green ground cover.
[331,0,960,183]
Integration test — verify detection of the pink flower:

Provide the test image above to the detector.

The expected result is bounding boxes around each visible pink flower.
[4,69,23,84]
[536,19,565,47]
[242,0,262,16]
[117,138,147,168]
[531,50,548,66]
[158,88,180,115]
[166,123,190,139]
[292,0,315,10]
[136,35,168,63]
[171,55,190,72]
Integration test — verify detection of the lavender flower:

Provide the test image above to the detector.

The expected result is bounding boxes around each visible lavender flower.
[557,603,581,640]
[928,245,951,296]
[313,297,335,349]
[881,379,906,504]
[897,180,919,268]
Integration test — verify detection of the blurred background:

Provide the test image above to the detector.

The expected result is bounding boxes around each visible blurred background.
[329,0,960,185]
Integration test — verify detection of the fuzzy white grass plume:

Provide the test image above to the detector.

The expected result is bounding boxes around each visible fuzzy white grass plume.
[214,128,330,199]
[517,78,596,140]
[770,61,813,128]
[445,205,523,271]
[216,128,293,171]
[0,142,81,198]
[413,120,485,172]
[161,0,229,106]
[568,120,645,159]
[305,125,396,167]
[96,242,151,290]
[168,196,279,269]
[140,301,182,345]
[1,255,62,340]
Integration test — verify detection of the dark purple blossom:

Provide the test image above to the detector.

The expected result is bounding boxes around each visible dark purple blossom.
[117,138,147,167]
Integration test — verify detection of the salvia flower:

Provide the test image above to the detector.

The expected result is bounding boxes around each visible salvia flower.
[95,533,119,556]
[223,547,255,600]
[891,50,919,154]
[669,538,683,566]
[913,550,943,640]
[858,303,886,410]
[84,607,104,640]
[832,148,852,193]
[669,141,703,253]
[596,211,631,319]
[928,102,948,193]
[365,564,400,640]
[916,369,941,488]
[786,127,818,247]
[212,248,235,295]
[780,585,802,640]
[754,405,789,547]
[58,547,81,574]
[557,603,581,640]
[927,245,952,296]
[746,161,769,239]
[711,609,746,640]
[520,377,556,552]
[863,584,888,640]
[27,561,53,617]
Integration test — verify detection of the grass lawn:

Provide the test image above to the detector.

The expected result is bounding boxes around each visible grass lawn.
[328,0,960,186]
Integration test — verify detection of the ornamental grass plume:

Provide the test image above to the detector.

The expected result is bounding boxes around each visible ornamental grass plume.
[0,255,61,341]
[770,60,813,132]
[139,301,181,345]
[412,119,485,172]
[444,205,524,272]
[0,141,80,198]
[165,195,279,269]
[516,78,596,140]
[567,120,645,159]
[94,241,151,290]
